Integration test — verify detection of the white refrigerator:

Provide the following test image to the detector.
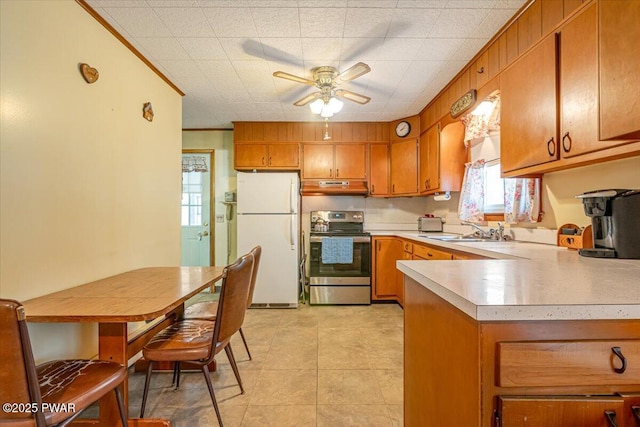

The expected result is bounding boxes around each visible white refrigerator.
[237,172,299,307]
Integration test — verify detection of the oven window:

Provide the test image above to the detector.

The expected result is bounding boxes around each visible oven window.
[309,241,371,277]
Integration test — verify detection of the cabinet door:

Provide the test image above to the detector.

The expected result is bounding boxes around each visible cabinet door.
[501,35,558,173]
[599,0,640,140]
[268,143,299,168]
[373,238,404,299]
[419,123,440,194]
[302,144,334,179]
[559,3,600,158]
[498,396,625,427]
[390,139,418,195]
[335,144,366,179]
[369,144,389,196]
[235,144,268,168]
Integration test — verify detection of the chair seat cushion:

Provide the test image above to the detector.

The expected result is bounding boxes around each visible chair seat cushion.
[143,320,215,362]
[184,301,218,320]
[37,359,126,426]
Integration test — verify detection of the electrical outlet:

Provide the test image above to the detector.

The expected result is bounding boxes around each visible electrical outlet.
[215,214,224,223]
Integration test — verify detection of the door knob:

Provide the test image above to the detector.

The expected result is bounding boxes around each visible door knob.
[198,230,209,241]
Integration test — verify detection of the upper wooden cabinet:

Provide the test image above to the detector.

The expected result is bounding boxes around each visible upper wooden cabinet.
[501,35,558,173]
[599,0,640,140]
[235,143,299,170]
[301,143,366,180]
[390,139,418,195]
[419,121,466,195]
[369,143,389,196]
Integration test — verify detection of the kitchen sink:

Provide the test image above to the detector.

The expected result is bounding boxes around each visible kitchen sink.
[423,235,490,242]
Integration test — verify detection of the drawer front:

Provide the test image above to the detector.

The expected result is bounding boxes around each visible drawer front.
[497,340,640,387]
[403,241,413,253]
[413,244,452,260]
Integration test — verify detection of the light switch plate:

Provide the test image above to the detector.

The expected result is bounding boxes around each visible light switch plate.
[215,214,224,223]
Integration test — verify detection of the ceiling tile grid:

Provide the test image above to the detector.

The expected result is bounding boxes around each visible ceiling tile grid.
[86,0,526,128]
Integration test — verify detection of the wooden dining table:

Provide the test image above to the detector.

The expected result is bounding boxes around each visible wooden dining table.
[22,266,225,427]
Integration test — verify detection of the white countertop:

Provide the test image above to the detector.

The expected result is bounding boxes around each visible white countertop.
[372,230,640,321]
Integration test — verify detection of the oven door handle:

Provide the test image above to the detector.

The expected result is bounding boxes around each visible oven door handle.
[309,236,371,243]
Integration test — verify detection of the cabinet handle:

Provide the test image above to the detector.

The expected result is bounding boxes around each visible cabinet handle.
[631,406,640,421]
[604,410,618,427]
[371,184,375,193]
[336,169,339,178]
[261,156,265,165]
[477,66,485,74]
[611,346,627,373]
[329,169,332,177]
[547,137,556,156]
[424,179,428,189]
[392,184,396,193]
[269,156,272,166]
[561,132,572,153]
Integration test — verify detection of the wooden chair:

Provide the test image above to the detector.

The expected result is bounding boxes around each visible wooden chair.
[140,251,255,426]
[183,245,262,360]
[0,299,128,427]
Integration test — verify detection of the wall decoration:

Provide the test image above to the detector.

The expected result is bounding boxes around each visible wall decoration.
[79,63,99,84]
[450,89,476,118]
[143,102,154,122]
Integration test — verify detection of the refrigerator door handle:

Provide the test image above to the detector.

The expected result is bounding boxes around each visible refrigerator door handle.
[290,215,295,250]
[289,179,295,213]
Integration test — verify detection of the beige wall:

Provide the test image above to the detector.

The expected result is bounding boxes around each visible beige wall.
[182,130,237,264]
[1,0,183,363]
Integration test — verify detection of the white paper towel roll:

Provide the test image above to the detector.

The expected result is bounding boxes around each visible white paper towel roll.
[433,192,451,201]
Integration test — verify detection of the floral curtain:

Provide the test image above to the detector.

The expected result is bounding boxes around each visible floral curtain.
[504,178,540,224]
[458,159,486,223]
[461,95,501,147]
[182,155,208,173]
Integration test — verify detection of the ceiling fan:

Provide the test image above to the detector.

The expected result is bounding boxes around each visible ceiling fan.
[273,62,372,112]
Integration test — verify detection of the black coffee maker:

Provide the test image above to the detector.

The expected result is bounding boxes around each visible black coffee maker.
[576,189,640,259]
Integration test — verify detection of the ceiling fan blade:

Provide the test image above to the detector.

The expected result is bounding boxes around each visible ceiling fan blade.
[294,92,321,106]
[336,62,371,84]
[273,71,316,86]
[334,89,371,105]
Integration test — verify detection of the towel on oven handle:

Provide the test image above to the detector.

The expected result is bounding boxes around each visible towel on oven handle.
[321,237,354,264]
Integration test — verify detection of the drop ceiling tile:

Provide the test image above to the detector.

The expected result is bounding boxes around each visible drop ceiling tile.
[154,8,214,37]
[298,0,348,7]
[347,1,398,7]
[387,8,441,38]
[355,112,382,121]
[259,111,286,121]
[344,8,393,38]
[301,38,343,61]
[494,0,527,8]
[259,38,304,66]
[223,91,253,102]
[198,0,251,7]
[415,38,465,60]
[134,37,190,60]
[397,60,444,88]
[146,0,200,6]
[299,8,347,38]
[94,0,144,6]
[428,8,490,38]
[246,0,298,7]
[446,0,497,8]
[252,8,301,38]
[202,8,258,38]
[219,38,264,61]
[396,1,447,8]
[102,7,171,37]
[377,38,425,61]
[366,60,411,84]
[340,38,383,61]
[178,37,227,60]
[157,59,207,78]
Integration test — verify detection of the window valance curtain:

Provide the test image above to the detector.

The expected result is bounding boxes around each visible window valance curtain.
[182,155,208,173]
[458,159,486,223]
[461,95,501,147]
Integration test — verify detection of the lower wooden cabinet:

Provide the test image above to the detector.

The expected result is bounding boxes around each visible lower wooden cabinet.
[403,278,640,427]
[372,237,404,303]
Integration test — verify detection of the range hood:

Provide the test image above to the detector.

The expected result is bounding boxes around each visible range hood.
[301,180,369,196]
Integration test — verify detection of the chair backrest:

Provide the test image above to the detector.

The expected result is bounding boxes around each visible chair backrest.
[246,246,262,310]
[0,299,46,426]
[208,252,254,360]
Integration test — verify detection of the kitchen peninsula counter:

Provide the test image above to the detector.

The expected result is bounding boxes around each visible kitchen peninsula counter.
[394,231,640,426]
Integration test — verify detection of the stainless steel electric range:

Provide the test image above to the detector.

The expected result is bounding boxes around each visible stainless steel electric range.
[309,210,371,305]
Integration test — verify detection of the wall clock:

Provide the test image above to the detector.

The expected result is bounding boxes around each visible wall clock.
[395,121,411,138]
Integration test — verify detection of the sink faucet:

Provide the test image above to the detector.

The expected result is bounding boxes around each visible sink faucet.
[490,223,510,241]
[461,222,491,239]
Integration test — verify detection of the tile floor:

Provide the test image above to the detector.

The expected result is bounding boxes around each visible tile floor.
[128,302,404,426]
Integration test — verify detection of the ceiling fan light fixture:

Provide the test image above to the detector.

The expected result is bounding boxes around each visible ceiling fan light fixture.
[320,104,334,118]
[328,97,343,113]
[310,98,324,114]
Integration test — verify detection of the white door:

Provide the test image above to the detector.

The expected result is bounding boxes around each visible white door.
[181,153,212,266]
